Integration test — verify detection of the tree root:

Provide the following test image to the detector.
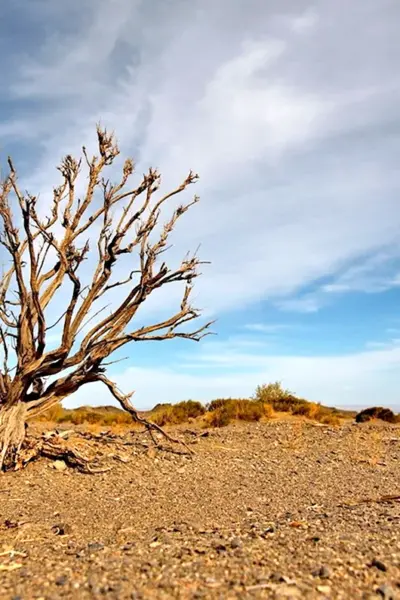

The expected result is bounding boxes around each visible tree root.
[11,421,195,473]
[1,380,195,473]
[14,431,113,473]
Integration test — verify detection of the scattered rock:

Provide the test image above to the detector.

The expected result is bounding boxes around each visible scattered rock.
[376,584,397,599]
[88,542,105,552]
[371,559,388,572]
[53,460,67,471]
[55,575,68,586]
[270,572,286,583]
[51,523,71,536]
[1,419,399,599]
[312,566,332,579]
[317,584,332,595]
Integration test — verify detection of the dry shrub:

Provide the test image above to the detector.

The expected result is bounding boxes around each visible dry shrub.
[291,401,341,426]
[205,406,232,428]
[252,382,292,404]
[355,406,399,424]
[151,400,205,426]
[252,382,343,426]
[291,401,320,418]
[33,405,133,426]
[318,413,341,426]
[34,404,66,422]
[205,398,272,427]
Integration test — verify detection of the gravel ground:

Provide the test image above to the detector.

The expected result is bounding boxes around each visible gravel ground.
[0,419,399,600]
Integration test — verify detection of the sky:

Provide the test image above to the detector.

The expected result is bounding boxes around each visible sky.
[1,0,400,410]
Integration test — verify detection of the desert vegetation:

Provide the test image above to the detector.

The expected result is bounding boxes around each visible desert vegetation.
[33,381,394,430]
[355,406,400,424]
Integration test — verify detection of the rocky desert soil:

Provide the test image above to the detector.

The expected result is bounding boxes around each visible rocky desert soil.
[0,419,399,600]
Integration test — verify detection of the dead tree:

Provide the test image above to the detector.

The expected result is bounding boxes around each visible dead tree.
[0,127,211,470]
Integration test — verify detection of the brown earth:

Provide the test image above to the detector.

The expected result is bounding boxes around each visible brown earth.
[0,419,399,600]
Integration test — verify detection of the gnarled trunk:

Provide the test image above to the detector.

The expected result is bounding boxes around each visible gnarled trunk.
[0,402,28,471]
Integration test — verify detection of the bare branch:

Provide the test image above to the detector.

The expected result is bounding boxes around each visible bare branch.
[0,125,211,469]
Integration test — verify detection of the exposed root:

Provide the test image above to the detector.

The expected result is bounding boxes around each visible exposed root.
[1,378,194,474]
[16,431,113,473]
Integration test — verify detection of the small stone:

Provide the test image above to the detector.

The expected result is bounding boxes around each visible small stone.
[312,566,332,579]
[51,523,71,535]
[88,542,104,552]
[211,541,227,552]
[230,538,242,549]
[262,524,275,535]
[53,460,67,471]
[370,559,388,572]
[55,575,68,586]
[317,585,331,595]
[376,584,397,599]
[270,572,285,583]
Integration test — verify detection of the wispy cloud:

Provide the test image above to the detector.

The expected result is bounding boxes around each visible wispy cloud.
[68,340,400,411]
[1,1,400,410]
[2,0,400,315]
[244,323,292,333]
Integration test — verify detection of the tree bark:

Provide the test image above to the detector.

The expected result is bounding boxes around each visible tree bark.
[0,402,28,470]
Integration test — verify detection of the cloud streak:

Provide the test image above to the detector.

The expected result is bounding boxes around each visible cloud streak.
[1,0,400,409]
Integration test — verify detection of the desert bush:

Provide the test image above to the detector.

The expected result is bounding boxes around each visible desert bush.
[355,406,399,424]
[204,398,272,427]
[34,404,67,422]
[151,400,205,426]
[152,403,172,411]
[318,413,341,426]
[205,405,233,427]
[207,398,241,412]
[267,394,307,413]
[252,381,292,404]
[35,405,133,426]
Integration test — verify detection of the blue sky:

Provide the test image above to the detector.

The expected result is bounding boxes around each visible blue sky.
[1,0,400,410]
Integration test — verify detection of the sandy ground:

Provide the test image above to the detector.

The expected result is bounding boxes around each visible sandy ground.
[0,419,399,599]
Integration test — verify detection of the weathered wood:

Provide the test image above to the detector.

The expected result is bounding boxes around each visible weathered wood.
[0,126,211,470]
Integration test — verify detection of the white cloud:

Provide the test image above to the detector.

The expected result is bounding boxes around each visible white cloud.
[67,340,400,411]
[3,0,400,319]
[244,323,291,333]
[1,0,400,400]
[290,9,318,34]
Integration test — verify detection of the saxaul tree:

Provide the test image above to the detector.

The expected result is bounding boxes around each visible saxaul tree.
[0,127,211,471]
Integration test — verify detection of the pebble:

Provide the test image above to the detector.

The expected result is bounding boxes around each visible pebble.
[55,575,68,586]
[88,542,105,552]
[371,558,388,572]
[312,566,332,579]
[53,460,67,471]
[317,585,332,595]
[376,584,397,599]
[270,572,286,583]
[51,523,71,535]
